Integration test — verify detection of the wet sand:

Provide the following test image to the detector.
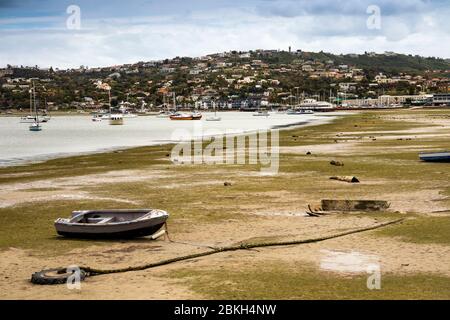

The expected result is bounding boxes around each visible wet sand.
[1,109,449,299]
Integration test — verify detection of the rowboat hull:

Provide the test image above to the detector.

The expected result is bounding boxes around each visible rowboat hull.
[55,221,166,238]
[55,209,169,239]
[419,151,450,162]
[170,114,202,120]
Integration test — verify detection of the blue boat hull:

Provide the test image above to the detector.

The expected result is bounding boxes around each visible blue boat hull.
[419,152,450,162]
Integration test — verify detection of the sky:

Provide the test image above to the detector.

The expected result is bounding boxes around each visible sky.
[0,0,449,69]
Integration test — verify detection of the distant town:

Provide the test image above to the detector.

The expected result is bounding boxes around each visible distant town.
[1,48,450,114]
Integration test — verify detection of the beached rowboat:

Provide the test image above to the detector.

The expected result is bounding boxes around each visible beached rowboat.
[419,151,450,162]
[55,209,169,238]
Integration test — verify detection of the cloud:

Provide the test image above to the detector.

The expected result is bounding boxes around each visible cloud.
[0,0,449,68]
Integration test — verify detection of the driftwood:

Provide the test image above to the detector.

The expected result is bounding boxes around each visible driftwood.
[330,176,360,183]
[321,199,390,212]
[307,200,391,216]
[306,204,332,217]
[330,160,344,166]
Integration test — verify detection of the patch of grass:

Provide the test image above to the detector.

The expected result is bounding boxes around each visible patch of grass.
[169,263,450,299]
[375,217,450,245]
[0,145,173,185]
[22,187,61,192]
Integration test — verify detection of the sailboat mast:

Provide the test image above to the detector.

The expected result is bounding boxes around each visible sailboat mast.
[33,82,39,122]
[173,92,176,111]
[163,93,166,111]
[108,88,111,113]
[29,86,33,115]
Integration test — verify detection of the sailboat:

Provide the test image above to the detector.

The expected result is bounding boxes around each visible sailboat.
[21,84,50,123]
[253,108,270,116]
[21,86,38,123]
[206,101,221,121]
[29,83,42,131]
[169,92,202,120]
[156,93,175,118]
[40,94,51,122]
[106,88,124,125]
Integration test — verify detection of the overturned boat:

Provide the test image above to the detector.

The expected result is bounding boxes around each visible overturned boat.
[55,209,169,238]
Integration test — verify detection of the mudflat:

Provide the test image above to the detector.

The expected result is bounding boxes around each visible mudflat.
[0,109,449,299]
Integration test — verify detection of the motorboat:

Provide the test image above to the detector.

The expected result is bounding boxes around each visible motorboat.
[253,110,270,117]
[287,109,314,115]
[170,112,202,120]
[92,114,103,122]
[54,209,169,238]
[156,110,176,118]
[109,114,124,125]
[206,115,221,121]
[122,112,138,118]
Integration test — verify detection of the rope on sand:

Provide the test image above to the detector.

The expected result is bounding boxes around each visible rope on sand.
[80,218,405,277]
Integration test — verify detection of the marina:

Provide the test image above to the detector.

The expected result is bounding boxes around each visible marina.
[0,111,337,166]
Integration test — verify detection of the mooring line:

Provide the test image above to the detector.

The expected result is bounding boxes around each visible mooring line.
[80,218,405,277]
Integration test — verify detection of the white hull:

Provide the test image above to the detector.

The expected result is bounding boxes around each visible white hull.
[109,114,124,125]
[206,116,221,121]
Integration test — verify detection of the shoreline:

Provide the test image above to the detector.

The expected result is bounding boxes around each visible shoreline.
[1,109,450,299]
[0,113,345,168]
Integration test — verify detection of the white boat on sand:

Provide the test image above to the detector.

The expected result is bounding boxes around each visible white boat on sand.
[55,209,169,238]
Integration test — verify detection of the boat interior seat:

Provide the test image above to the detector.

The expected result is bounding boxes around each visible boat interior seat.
[86,217,115,224]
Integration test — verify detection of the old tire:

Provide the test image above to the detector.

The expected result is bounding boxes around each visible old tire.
[31,268,86,285]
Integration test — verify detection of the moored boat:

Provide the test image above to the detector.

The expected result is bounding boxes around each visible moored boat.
[29,121,42,131]
[28,82,43,131]
[109,114,124,125]
[206,102,221,121]
[54,209,169,238]
[253,110,269,117]
[287,109,314,115]
[156,110,176,118]
[206,115,221,121]
[419,151,450,162]
[170,112,202,120]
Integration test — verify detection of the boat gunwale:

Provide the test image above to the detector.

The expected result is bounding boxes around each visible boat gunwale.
[419,151,450,155]
[55,209,168,227]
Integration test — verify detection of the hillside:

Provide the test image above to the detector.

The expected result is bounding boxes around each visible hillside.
[1,50,449,110]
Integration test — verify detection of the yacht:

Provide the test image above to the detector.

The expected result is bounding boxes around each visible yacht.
[156,110,176,118]
[298,99,334,111]
[206,102,221,121]
[253,110,270,117]
[170,112,202,121]
[28,83,43,131]
[287,109,314,115]
[109,114,124,125]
